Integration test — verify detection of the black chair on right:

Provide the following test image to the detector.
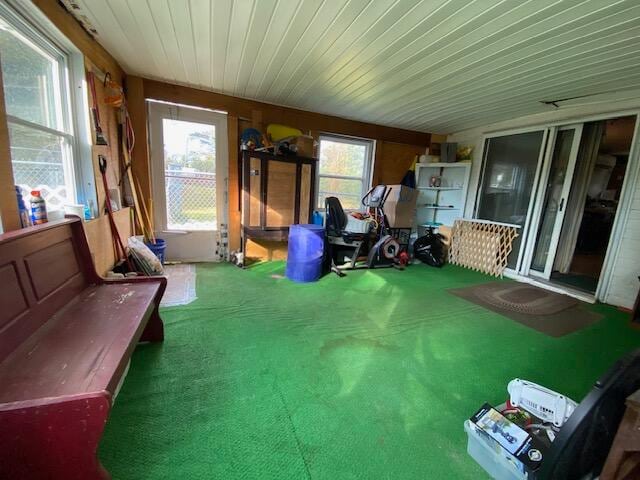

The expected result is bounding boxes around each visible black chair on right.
[536,349,640,479]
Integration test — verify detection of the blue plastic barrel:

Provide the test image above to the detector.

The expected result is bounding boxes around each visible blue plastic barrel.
[145,238,167,264]
[285,224,324,282]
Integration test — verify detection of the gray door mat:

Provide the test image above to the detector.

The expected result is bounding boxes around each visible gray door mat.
[449,281,603,337]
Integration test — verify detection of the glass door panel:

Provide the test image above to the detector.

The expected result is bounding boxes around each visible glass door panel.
[529,125,582,278]
[475,130,547,269]
[162,118,217,231]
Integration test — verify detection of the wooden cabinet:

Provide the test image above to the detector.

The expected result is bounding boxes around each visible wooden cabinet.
[241,150,317,247]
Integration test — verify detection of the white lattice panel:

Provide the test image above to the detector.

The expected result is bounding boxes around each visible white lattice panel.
[449,219,519,277]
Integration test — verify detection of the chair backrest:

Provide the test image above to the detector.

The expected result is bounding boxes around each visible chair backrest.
[325,196,347,237]
[362,184,389,208]
[538,349,640,479]
[0,218,96,362]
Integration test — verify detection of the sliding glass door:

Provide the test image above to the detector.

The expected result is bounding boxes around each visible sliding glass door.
[475,130,548,269]
[526,125,583,278]
[474,117,637,300]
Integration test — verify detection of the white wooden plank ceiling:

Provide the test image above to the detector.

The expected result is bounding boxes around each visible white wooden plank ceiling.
[63,0,640,133]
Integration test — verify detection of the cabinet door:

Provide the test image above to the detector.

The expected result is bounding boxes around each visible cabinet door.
[243,155,262,228]
[299,163,312,224]
[265,159,296,227]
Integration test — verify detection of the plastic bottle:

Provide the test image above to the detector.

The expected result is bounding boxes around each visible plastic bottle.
[29,190,48,225]
[15,186,32,228]
[312,211,324,225]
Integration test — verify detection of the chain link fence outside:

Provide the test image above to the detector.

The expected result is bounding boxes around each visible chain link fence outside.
[13,160,70,209]
[165,170,216,230]
[10,125,71,209]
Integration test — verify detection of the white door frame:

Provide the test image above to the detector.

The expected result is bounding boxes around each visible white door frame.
[148,101,228,262]
[524,124,583,279]
[597,112,640,302]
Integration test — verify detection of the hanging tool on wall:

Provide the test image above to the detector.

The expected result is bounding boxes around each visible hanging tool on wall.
[99,155,134,272]
[116,112,154,243]
[117,123,144,230]
[102,72,125,108]
[87,71,108,146]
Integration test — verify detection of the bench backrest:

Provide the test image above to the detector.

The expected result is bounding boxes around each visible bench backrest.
[0,218,97,362]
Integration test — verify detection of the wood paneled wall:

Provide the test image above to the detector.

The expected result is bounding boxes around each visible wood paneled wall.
[87,57,123,214]
[84,207,133,276]
[372,141,426,186]
[129,77,430,257]
[142,78,429,145]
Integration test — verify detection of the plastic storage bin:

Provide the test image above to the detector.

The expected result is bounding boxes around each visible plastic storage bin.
[464,420,528,480]
[345,215,371,233]
[286,224,324,283]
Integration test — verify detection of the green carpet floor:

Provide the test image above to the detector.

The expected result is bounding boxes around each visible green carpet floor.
[100,263,640,479]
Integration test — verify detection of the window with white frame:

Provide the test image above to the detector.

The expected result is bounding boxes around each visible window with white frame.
[316,134,374,210]
[0,3,77,210]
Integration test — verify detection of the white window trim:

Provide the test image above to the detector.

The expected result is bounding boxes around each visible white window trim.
[3,0,95,213]
[316,133,376,210]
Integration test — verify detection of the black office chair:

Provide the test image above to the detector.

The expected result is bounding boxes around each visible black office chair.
[324,196,368,270]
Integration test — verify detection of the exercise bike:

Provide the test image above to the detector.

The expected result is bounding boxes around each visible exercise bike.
[324,185,404,276]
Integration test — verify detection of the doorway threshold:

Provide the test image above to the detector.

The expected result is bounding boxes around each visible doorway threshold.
[504,271,596,304]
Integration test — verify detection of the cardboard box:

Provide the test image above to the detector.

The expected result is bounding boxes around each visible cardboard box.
[467,403,545,478]
[294,135,315,157]
[383,185,418,228]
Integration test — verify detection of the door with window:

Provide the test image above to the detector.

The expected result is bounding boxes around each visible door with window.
[525,125,583,279]
[475,130,548,270]
[316,134,374,210]
[148,101,228,262]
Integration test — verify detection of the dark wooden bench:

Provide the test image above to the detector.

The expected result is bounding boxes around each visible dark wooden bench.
[0,217,166,479]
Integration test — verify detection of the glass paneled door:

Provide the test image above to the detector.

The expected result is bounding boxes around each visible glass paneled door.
[526,125,583,279]
[148,101,228,262]
[475,130,548,270]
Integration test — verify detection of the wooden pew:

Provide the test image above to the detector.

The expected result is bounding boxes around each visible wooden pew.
[0,217,166,479]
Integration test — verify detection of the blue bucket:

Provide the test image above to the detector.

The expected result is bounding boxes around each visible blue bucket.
[286,224,325,282]
[287,224,324,260]
[285,258,323,283]
[145,238,167,264]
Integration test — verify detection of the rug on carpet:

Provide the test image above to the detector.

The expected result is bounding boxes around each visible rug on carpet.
[449,281,602,337]
[161,263,197,307]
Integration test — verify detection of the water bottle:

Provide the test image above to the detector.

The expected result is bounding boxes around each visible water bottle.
[312,210,324,225]
[15,186,31,228]
[29,190,48,225]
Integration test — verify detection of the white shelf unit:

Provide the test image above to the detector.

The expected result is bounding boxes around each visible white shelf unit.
[415,162,471,231]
